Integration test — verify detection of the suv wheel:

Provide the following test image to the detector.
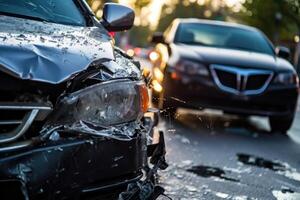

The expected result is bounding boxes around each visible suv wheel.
[269,115,294,134]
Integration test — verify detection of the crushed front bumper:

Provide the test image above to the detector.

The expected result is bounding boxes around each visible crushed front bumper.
[0,115,167,200]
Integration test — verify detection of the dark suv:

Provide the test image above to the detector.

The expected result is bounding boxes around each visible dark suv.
[151,19,299,133]
[0,1,167,199]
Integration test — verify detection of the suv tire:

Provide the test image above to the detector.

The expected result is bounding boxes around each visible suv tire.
[269,115,294,134]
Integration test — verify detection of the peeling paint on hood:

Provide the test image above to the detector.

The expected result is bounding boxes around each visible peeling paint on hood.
[0,16,115,84]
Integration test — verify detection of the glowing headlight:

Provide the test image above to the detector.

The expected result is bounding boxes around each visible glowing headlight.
[49,80,149,127]
[273,72,299,85]
[175,60,209,76]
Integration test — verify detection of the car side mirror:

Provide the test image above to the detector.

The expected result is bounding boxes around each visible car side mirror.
[102,3,135,32]
[276,46,290,60]
[151,32,165,44]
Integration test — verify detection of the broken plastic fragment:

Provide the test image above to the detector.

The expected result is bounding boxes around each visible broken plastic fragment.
[49,131,60,141]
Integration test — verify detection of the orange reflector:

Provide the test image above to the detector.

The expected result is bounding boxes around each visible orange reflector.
[139,84,150,113]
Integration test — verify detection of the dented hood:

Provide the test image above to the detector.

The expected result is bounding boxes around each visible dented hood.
[0,16,115,84]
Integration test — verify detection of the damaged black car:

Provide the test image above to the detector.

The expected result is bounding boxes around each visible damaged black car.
[0,1,167,199]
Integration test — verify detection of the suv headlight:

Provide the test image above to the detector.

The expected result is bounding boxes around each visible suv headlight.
[49,80,149,127]
[273,72,299,86]
[175,60,209,76]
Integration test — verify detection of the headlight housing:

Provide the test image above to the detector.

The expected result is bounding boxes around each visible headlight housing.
[174,60,209,76]
[273,72,299,86]
[49,80,149,127]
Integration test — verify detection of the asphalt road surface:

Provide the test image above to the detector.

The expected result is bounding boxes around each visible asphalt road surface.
[156,104,300,200]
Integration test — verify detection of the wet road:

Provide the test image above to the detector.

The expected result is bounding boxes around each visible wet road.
[156,105,300,200]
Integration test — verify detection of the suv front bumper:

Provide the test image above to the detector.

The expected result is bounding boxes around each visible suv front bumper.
[163,72,299,117]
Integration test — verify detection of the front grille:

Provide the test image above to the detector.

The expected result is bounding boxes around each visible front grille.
[215,70,237,89]
[246,74,271,90]
[0,103,52,144]
[210,65,273,95]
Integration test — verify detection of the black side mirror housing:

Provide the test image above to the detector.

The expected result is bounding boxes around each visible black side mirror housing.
[276,46,291,60]
[151,32,165,44]
[102,3,135,32]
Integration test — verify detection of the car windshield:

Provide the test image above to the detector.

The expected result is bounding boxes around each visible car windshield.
[0,0,86,26]
[175,23,275,55]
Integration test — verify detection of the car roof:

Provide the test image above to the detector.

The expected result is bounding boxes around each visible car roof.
[175,18,259,32]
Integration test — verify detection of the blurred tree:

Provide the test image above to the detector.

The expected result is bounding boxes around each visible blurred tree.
[239,0,300,43]
[285,0,300,27]
[86,0,116,18]
[118,0,153,47]
[156,0,236,32]
[133,0,152,11]
[240,0,300,70]
[157,2,205,32]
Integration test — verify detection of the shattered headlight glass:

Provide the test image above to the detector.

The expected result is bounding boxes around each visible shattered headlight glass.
[49,79,149,127]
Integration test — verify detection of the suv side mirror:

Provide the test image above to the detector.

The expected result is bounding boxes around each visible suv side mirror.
[102,3,135,32]
[151,32,165,44]
[276,46,291,60]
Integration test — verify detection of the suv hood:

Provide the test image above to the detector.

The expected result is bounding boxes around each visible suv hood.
[174,44,294,72]
[0,16,115,84]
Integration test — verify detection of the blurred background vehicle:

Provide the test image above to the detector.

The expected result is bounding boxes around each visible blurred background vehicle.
[150,18,299,134]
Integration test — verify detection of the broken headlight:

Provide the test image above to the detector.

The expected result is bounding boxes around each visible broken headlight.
[49,79,149,127]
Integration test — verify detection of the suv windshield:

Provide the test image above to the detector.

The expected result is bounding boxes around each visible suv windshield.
[175,23,274,55]
[0,0,86,26]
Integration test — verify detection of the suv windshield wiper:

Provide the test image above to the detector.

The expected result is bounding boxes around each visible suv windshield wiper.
[0,11,51,23]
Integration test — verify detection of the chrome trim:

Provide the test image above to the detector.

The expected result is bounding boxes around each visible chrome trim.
[82,173,143,193]
[210,64,274,95]
[0,140,33,152]
[0,105,52,144]
[0,105,52,110]
[0,120,22,125]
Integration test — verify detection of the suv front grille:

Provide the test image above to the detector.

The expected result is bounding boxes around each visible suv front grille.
[0,103,52,144]
[210,64,274,95]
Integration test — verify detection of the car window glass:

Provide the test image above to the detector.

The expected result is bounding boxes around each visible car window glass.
[175,23,274,55]
[0,0,86,26]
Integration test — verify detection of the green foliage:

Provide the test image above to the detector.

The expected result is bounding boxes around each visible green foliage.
[157,2,205,32]
[134,0,152,10]
[285,0,300,26]
[84,0,300,46]
[157,1,231,32]
[86,0,117,12]
[128,25,152,47]
[239,0,300,42]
